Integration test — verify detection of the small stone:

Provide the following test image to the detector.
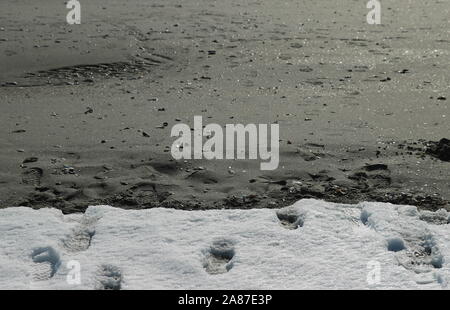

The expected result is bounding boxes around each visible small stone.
[290,43,303,48]
[63,166,75,174]
[23,157,38,164]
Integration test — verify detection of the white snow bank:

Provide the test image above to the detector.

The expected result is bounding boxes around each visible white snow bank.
[0,199,449,290]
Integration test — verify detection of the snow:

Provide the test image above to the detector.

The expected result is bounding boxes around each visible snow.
[0,199,449,289]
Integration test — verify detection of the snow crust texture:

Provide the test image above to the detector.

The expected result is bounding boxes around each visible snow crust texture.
[1,199,449,289]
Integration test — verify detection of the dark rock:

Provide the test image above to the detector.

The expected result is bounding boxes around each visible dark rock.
[364,164,388,171]
[427,138,450,161]
[23,157,38,164]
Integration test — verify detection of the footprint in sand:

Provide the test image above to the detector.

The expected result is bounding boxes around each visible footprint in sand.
[203,239,235,275]
[21,167,43,186]
[349,164,392,189]
[30,246,61,281]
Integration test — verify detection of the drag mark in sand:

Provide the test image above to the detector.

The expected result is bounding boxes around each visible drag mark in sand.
[1,55,173,87]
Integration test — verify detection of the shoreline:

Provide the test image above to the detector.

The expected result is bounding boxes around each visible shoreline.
[1,0,449,213]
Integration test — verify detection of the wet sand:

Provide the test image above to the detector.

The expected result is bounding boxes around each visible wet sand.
[0,0,449,213]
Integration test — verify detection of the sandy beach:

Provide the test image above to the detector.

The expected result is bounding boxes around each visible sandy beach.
[0,0,449,214]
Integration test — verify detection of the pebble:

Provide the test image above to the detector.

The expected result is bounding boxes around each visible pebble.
[23,157,38,164]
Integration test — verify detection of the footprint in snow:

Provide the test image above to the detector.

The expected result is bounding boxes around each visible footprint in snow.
[203,239,235,275]
[30,246,61,281]
[95,264,123,290]
[276,208,305,230]
[62,215,98,252]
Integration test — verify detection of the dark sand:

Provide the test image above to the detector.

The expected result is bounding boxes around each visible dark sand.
[0,0,449,213]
